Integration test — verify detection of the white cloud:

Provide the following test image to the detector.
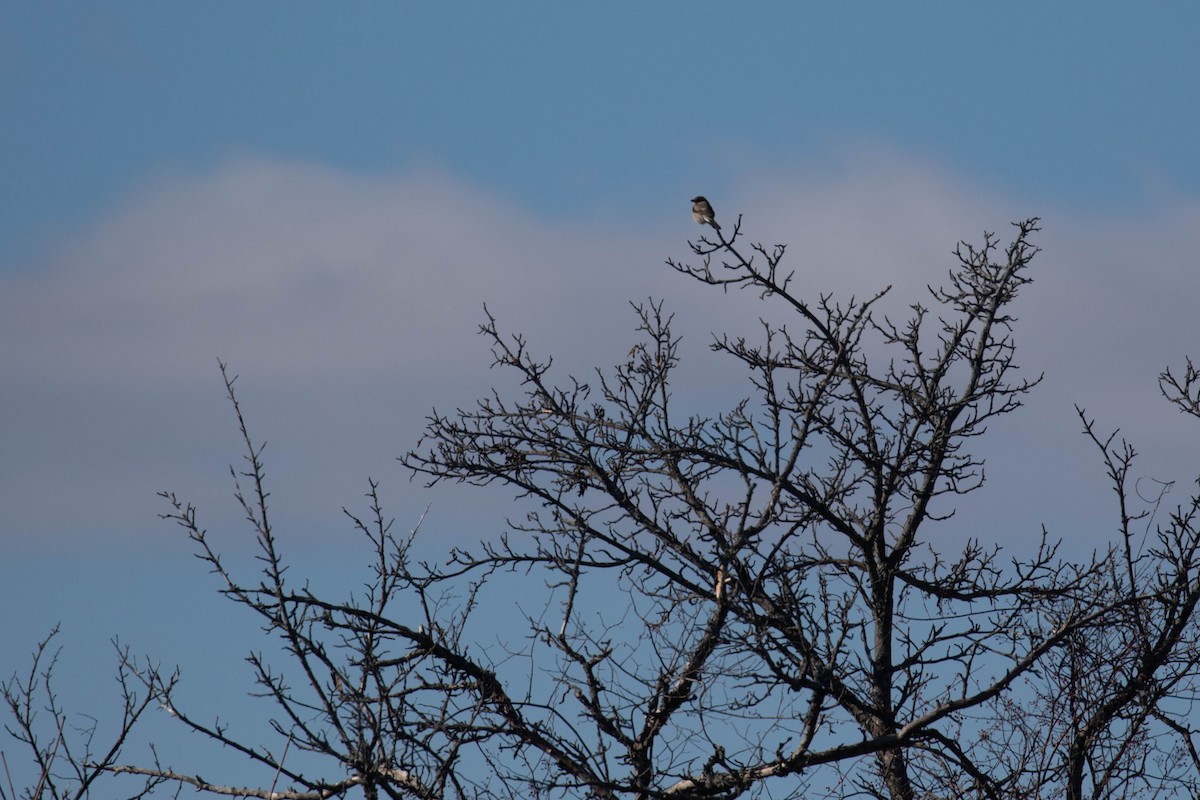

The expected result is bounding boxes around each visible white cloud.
[4,159,650,391]
[2,152,1197,555]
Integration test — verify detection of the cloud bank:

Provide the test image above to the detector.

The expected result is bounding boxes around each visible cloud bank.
[3,152,1197,556]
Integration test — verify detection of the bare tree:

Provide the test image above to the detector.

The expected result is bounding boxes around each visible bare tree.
[5,215,1200,799]
[979,390,1200,800]
[1,628,171,800]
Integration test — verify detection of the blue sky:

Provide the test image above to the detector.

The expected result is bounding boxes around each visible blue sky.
[3,3,1200,792]
[5,2,1199,268]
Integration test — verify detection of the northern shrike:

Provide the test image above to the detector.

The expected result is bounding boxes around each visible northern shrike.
[691,196,720,230]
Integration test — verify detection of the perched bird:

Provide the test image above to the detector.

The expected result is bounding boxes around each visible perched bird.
[691,196,720,230]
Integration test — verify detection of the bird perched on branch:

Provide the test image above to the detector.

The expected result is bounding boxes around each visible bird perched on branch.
[691,196,720,230]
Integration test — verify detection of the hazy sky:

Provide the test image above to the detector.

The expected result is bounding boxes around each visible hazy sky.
[2,3,1199,790]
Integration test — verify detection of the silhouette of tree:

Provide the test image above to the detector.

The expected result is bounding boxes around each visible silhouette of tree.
[5,216,1200,800]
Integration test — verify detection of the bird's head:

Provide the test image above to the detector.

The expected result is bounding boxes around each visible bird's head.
[691,196,707,204]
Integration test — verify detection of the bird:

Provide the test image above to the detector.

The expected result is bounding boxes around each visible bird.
[691,196,720,230]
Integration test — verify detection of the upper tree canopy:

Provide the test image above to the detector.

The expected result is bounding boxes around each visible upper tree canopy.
[6,215,1200,800]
